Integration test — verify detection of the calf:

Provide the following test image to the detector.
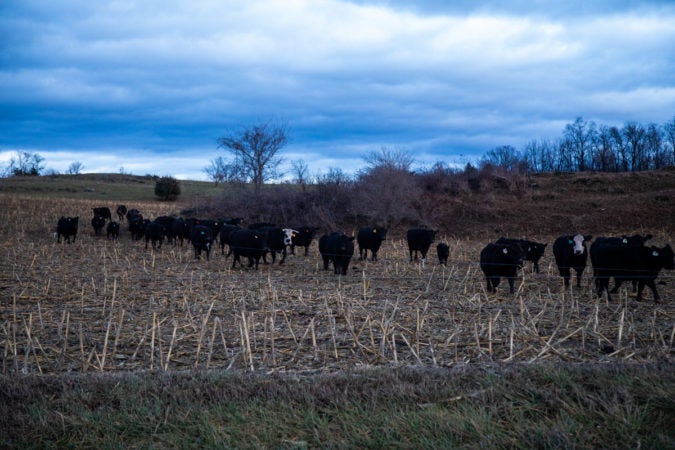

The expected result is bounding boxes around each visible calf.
[479,242,524,294]
[290,226,319,256]
[57,216,79,243]
[436,243,449,265]
[144,222,165,250]
[496,237,547,273]
[357,226,387,261]
[91,215,106,236]
[319,232,355,275]
[92,207,112,221]
[107,221,120,240]
[406,228,436,267]
[116,205,127,222]
[229,229,267,269]
[592,243,674,302]
[553,234,592,287]
[190,225,214,260]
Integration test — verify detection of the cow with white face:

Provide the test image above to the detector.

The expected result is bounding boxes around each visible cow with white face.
[553,234,593,287]
[259,227,298,264]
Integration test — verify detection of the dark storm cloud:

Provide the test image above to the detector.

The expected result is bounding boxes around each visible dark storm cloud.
[1,0,674,179]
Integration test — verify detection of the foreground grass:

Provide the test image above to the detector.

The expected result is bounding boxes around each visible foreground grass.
[2,363,673,448]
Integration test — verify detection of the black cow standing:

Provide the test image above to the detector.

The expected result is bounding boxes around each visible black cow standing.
[590,234,653,293]
[290,226,319,256]
[406,228,436,267]
[116,205,127,222]
[92,207,112,222]
[219,224,242,256]
[153,216,176,244]
[496,237,547,273]
[128,214,146,241]
[190,225,214,260]
[91,215,106,236]
[553,234,592,287]
[145,222,165,250]
[57,216,79,243]
[479,242,525,294]
[436,243,450,265]
[229,229,267,269]
[319,232,355,275]
[357,226,387,261]
[592,243,674,302]
[107,221,120,240]
[171,218,190,246]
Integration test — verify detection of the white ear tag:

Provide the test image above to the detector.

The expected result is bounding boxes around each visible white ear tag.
[622,238,628,244]
[502,248,508,254]
[652,250,659,257]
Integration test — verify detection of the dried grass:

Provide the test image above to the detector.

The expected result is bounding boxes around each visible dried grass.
[1,195,674,374]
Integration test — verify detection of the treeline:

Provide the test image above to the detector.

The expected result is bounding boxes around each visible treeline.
[484,117,675,174]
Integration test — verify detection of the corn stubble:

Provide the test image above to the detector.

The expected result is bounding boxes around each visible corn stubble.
[1,195,673,374]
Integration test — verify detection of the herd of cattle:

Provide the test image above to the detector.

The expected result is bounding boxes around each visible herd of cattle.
[55,205,673,302]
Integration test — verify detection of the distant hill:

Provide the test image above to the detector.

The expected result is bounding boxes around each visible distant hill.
[1,169,673,238]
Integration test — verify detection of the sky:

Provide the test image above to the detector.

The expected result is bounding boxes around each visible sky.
[2,0,674,180]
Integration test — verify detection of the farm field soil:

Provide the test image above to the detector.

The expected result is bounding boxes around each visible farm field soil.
[1,187,674,447]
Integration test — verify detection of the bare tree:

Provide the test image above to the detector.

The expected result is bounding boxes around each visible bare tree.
[67,161,84,175]
[216,121,289,196]
[290,159,310,185]
[564,117,596,172]
[623,122,647,171]
[5,151,45,176]
[364,146,414,171]
[662,117,675,166]
[203,156,245,186]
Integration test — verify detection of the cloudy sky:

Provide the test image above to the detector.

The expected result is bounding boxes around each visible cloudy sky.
[2,0,674,180]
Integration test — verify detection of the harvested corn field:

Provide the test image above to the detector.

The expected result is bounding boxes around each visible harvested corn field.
[2,195,673,374]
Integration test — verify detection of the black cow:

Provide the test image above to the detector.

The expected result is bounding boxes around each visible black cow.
[153,216,176,244]
[145,222,165,249]
[220,224,242,256]
[128,214,146,241]
[116,205,127,222]
[357,226,387,261]
[190,225,214,260]
[496,237,547,273]
[171,218,190,246]
[126,209,141,222]
[553,234,592,287]
[592,243,674,302]
[198,219,224,239]
[259,227,296,264]
[56,216,78,243]
[290,226,319,256]
[436,243,449,265]
[92,207,112,221]
[91,215,106,236]
[479,242,525,294]
[590,234,653,293]
[406,228,436,266]
[107,221,120,240]
[319,232,355,275]
[229,229,267,269]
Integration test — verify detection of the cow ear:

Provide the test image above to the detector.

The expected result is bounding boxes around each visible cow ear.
[502,248,508,254]
[652,250,659,257]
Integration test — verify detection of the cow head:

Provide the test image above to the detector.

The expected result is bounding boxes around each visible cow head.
[571,234,592,255]
[282,228,299,246]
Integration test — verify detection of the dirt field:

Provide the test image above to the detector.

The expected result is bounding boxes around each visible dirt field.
[2,194,673,375]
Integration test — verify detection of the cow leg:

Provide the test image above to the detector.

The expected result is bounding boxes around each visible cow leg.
[304,246,310,257]
[507,277,515,294]
[322,256,330,271]
[575,268,583,288]
[279,248,287,264]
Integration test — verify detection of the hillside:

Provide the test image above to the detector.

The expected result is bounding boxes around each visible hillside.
[1,169,673,237]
